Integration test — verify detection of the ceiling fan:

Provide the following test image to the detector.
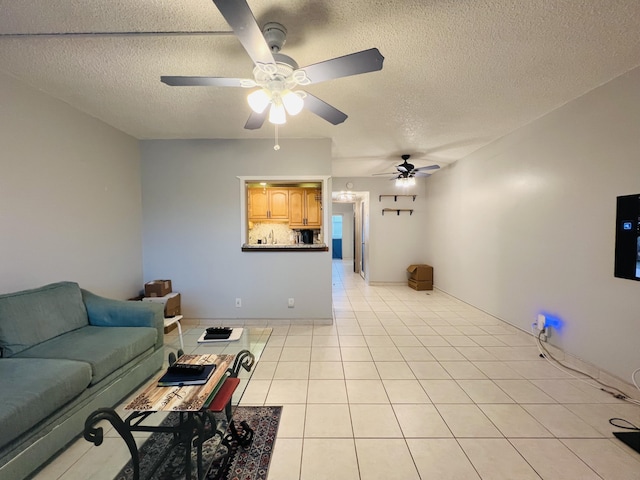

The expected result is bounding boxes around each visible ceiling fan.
[160,0,384,130]
[373,154,441,186]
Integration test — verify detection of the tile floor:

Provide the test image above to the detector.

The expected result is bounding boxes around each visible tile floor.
[33,260,640,479]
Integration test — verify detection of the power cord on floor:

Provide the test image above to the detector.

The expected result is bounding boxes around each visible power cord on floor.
[530,325,640,407]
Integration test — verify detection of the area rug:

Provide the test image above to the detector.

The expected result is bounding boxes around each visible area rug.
[114,406,282,480]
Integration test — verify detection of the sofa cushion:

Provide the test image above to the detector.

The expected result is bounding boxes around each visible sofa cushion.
[14,325,157,385]
[0,282,88,357]
[0,358,91,449]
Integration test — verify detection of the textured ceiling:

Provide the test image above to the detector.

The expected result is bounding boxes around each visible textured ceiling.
[1,0,639,177]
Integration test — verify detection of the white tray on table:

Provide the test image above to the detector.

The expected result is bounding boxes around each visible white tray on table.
[197,327,243,343]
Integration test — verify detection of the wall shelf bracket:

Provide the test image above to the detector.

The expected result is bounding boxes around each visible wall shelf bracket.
[382,208,414,216]
[379,194,417,202]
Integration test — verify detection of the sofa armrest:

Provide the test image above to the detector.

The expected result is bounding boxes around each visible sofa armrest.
[81,289,164,350]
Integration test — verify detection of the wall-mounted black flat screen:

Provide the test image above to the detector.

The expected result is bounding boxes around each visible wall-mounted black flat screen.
[614,194,640,281]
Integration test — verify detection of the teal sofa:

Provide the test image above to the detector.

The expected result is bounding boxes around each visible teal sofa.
[0,281,165,480]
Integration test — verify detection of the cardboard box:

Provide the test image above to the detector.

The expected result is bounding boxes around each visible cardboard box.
[407,264,433,282]
[144,280,172,297]
[408,279,433,291]
[142,292,181,317]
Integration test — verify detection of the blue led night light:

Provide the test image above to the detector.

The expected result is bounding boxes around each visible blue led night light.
[539,312,564,332]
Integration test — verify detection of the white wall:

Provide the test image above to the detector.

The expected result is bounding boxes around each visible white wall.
[333,177,429,284]
[140,138,333,320]
[424,66,640,382]
[0,72,144,299]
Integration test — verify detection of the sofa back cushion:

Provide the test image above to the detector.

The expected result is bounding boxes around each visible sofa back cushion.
[0,282,88,357]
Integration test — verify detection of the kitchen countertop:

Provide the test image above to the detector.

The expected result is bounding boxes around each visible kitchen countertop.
[242,243,328,252]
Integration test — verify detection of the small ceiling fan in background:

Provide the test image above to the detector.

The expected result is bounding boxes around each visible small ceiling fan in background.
[373,154,440,186]
[161,0,384,130]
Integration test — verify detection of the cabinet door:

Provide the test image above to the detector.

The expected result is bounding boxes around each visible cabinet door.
[305,189,322,227]
[288,188,305,227]
[269,189,290,219]
[248,189,269,220]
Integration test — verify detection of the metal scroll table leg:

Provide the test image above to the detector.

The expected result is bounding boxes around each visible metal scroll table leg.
[84,408,141,480]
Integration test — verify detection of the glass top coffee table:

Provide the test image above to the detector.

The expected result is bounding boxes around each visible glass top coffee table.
[84,344,259,480]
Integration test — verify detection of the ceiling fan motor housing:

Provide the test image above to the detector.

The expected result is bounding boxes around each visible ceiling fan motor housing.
[263,22,287,52]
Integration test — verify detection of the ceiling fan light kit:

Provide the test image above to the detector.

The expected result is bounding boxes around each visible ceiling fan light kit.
[160,0,385,138]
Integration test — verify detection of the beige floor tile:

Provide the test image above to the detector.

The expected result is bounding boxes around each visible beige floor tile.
[343,361,379,379]
[345,379,390,403]
[350,404,403,437]
[337,325,363,336]
[277,404,306,438]
[56,437,131,480]
[505,360,572,379]
[530,379,604,403]
[440,335,478,346]
[310,346,342,361]
[311,335,339,347]
[251,360,277,380]
[522,404,603,437]
[368,346,404,361]
[266,379,308,404]
[416,335,451,347]
[361,326,387,336]
[494,379,556,403]
[398,346,436,361]
[569,403,630,436]
[309,361,344,379]
[279,347,311,362]
[307,379,348,403]
[239,378,271,405]
[268,438,303,480]
[394,404,452,437]
[436,404,502,437]
[427,346,467,361]
[561,438,640,480]
[375,361,416,379]
[410,361,452,379]
[419,379,473,403]
[511,439,602,480]
[458,438,541,480]
[383,379,431,403]
[408,439,481,479]
[364,335,394,347]
[258,345,282,361]
[390,335,423,347]
[457,379,515,403]
[337,335,367,347]
[355,439,420,480]
[304,404,353,437]
[440,361,487,379]
[340,346,373,361]
[479,404,553,437]
[274,361,310,380]
[284,335,313,347]
[300,438,359,480]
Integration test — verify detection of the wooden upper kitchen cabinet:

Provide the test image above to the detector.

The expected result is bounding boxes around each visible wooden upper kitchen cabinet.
[289,188,322,228]
[248,188,289,220]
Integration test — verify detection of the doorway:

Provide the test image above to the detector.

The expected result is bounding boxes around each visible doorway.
[332,215,343,259]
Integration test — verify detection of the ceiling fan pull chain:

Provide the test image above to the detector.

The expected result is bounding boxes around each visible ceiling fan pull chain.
[274,124,280,151]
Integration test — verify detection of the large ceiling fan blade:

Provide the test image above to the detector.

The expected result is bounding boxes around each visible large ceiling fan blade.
[212,0,276,67]
[303,92,348,125]
[161,76,247,87]
[244,109,268,130]
[299,48,384,85]
[372,172,396,176]
[414,165,441,172]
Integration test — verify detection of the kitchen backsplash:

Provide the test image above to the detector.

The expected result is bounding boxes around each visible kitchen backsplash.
[248,223,321,245]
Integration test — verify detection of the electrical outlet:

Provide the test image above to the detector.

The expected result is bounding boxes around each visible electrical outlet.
[235,298,241,308]
[537,314,546,331]
[288,298,295,308]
